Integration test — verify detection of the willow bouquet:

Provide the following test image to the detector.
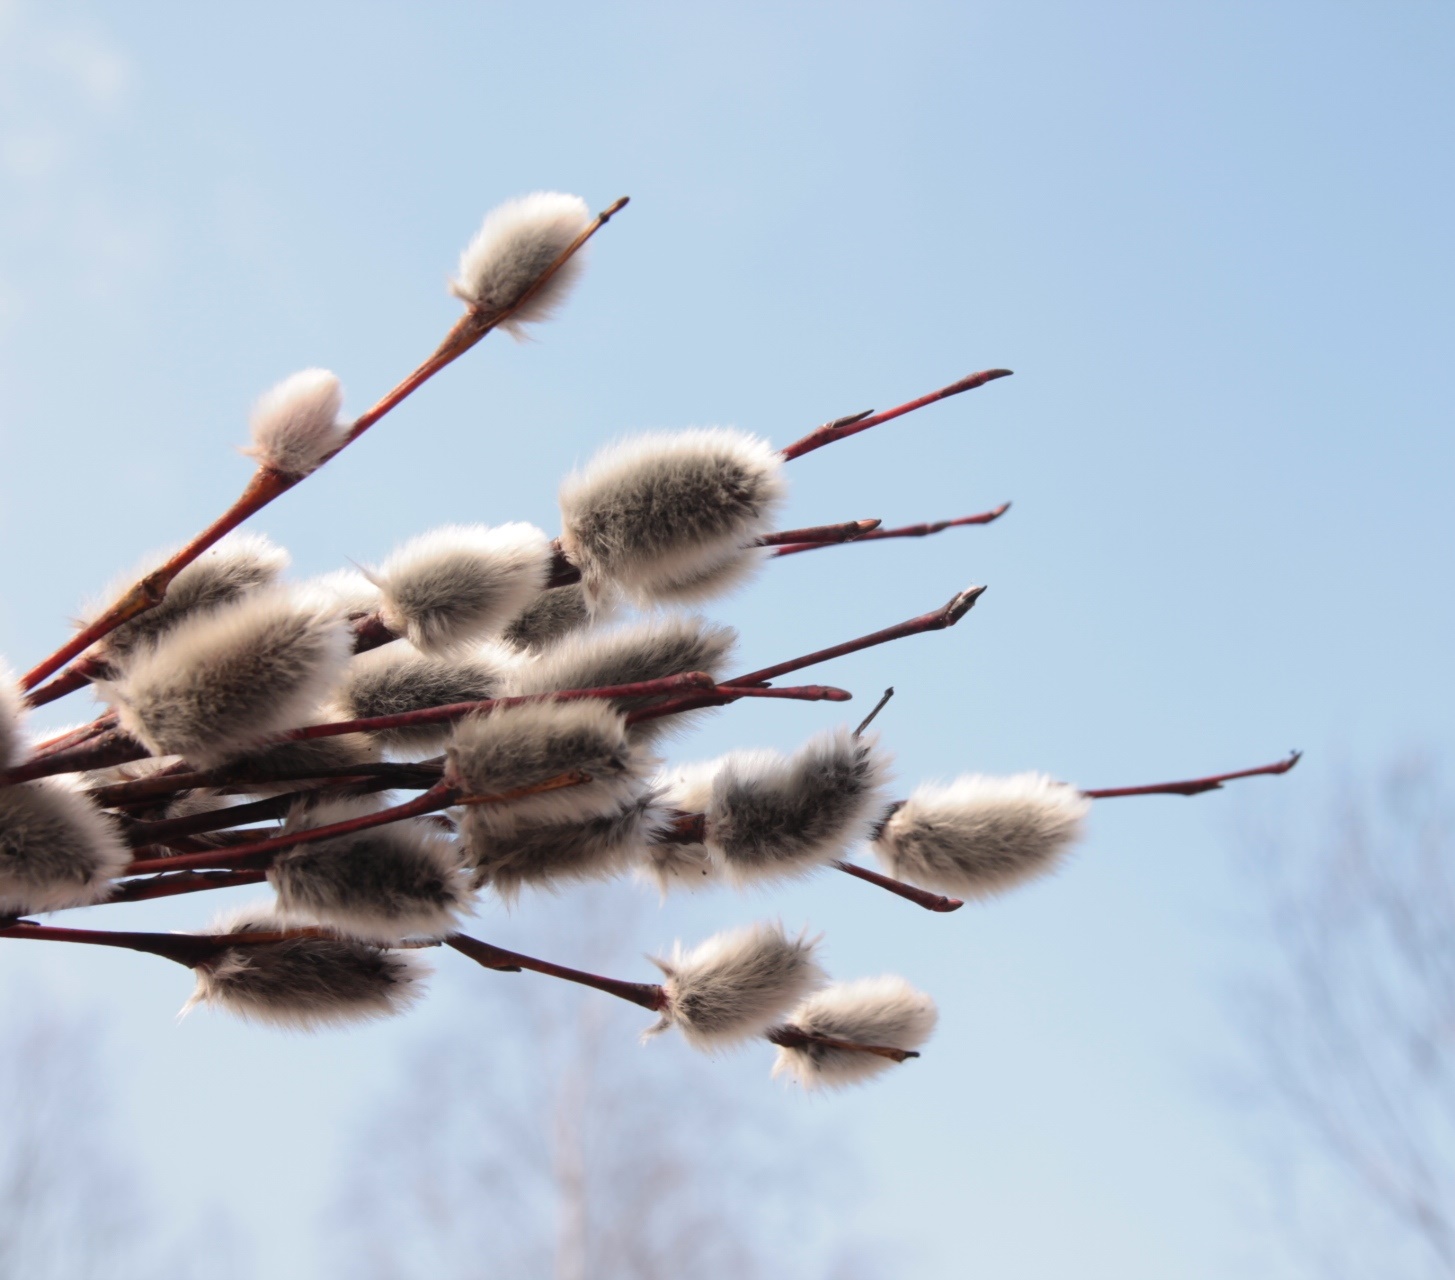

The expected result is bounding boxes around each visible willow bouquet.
[0,192,1297,1089]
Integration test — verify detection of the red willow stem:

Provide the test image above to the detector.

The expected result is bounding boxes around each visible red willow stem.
[1081,751,1302,799]
[730,584,987,689]
[765,1024,921,1063]
[122,770,591,877]
[832,860,963,912]
[0,920,372,966]
[2,672,717,787]
[19,197,630,694]
[772,504,1011,557]
[625,587,985,727]
[89,760,444,810]
[107,869,270,904]
[779,369,1014,462]
[757,519,881,547]
[447,934,667,1012]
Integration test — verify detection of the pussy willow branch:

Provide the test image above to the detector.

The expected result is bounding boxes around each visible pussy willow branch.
[772,504,1011,557]
[20,198,630,694]
[4,674,847,787]
[449,937,920,1064]
[1080,751,1302,798]
[28,513,870,708]
[447,934,667,1011]
[626,586,986,730]
[0,919,349,968]
[121,771,592,877]
[764,1024,921,1063]
[779,369,1014,462]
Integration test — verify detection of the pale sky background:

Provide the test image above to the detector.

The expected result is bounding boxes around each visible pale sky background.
[0,2,1452,1277]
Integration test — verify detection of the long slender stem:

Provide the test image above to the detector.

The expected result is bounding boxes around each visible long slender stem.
[1081,751,1302,799]
[107,869,270,904]
[19,198,629,693]
[772,504,1011,557]
[758,519,880,547]
[765,1024,920,1063]
[728,584,987,688]
[779,369,1014,462]
[447,934,667,1012]
[122,770,590,876]
[831,860,962,912]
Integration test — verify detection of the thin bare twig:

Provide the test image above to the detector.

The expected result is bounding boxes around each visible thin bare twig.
[771,503,1011,557]
[779,370,1014,462]
[19,197,630,693]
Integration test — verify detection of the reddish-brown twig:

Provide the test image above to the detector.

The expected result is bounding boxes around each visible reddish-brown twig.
[831,859,963,912]
[0,919,337,967]
[120,771,591,877]
[772,504,1011,557]
[757,519,881,547]
[779,370,1014,462]
[107,869,270,904]
[765,1024,921,1063]
[1081,751,1302,799]
[448,934,667,1012]
[19,197,630,694]
[730,584,987,689]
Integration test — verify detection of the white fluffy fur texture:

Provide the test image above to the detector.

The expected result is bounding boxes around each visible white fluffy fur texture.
[507,615,736,742]
[772,976,938,1089]
[90,533,290,666]
[452,192,591,334]
[372,524,554,654]
[101,587,352,768]
[269,799,472,942]
[649,922,825,1050]
[697,729,891,886]
[244,368,347,477]
[448,699,650,831]
[0,663,25,771]
[0,780,130,914]
[184,902,430,1030]
[558,428,786,606]
[501,582,603,653]
[306,568,381,618]
[873,772,1091,898]
[332,642,517,752]
[462,789,667,901]
[228,732,382,796]
[637,761,719,896]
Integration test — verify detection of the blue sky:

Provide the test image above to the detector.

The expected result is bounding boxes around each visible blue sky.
[0,2,1452,1276]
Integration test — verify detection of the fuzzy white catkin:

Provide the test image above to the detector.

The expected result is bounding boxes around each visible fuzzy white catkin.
[501,582,604,653]
[451,192,592,334]
[269,799,472,942]
[873,772,1091,898]
[558,428,786,606]
[244,368,348,478]
[89,533,291,666]
[100,587,352,768]
[372,525,554,654]
[649,921,825,1050]
[0,664,25,771]
[463,790,667,901]
[0,780,130,915]
[506,615,736,742]
[448,699,651,831]
[697,728,891,886]
[637,761,719,896]
[183,903,430,1030]
[331,642,517,752]
[772,976,938,1089]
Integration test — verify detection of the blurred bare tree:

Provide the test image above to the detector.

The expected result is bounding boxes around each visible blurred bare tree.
[334,885,884,1280]
[1240,759,1455,1279]
[0,997,141,1280]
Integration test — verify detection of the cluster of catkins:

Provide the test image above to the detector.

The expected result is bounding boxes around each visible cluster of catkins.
[0,191,1277,1091]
